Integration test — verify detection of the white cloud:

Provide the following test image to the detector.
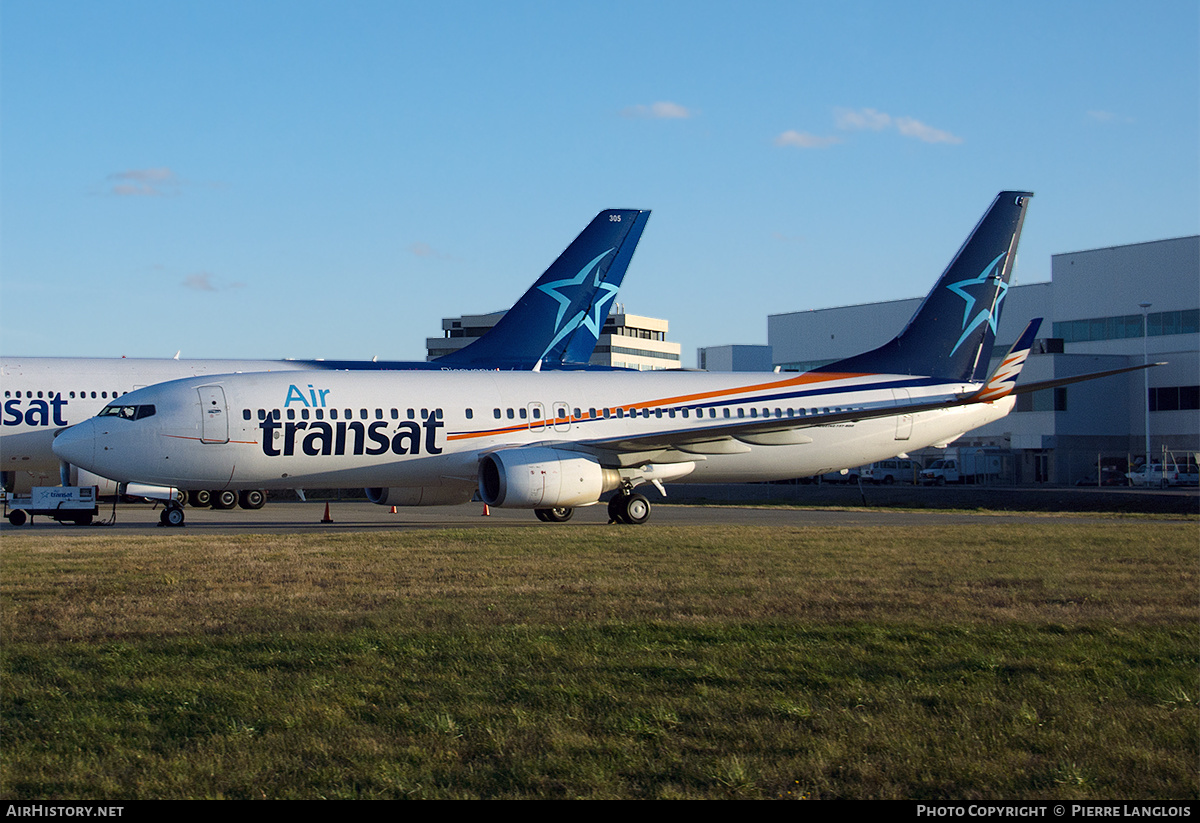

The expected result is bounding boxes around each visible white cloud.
[1088,109,1133,124]
[182,272,244,292]
[773,130,841,149]
[893,116,963,144]
[621,101,693,119]
[183,272,217,291]
[834,107,892,132]
[835,107,963,144]
[106,167,182,197]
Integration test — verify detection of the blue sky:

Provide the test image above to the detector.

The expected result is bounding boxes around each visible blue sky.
[2,0,1196,366]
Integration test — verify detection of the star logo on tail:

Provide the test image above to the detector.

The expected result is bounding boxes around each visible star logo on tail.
[946,252,1008,355]
[535,249,616,362]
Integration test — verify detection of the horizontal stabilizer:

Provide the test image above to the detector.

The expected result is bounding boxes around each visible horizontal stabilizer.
[1009,361,1167,396]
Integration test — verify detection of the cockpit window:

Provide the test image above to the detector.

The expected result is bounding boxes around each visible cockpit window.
[99,404,156,420]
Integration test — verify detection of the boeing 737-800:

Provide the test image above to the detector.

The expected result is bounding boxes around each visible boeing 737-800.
[53,193,1160,526]
[3,208,649,504]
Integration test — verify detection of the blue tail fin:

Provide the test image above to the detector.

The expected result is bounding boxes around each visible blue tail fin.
[818,191,1033,382]
[434,209,650,368]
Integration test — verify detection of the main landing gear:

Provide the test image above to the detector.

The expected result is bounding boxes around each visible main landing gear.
[530,492,652,525]
[607,491,650,525]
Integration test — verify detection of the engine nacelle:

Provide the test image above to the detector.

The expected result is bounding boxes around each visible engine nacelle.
[364,486,475,507]
[478,447,620,508]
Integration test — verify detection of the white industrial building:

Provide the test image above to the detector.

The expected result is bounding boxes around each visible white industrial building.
[768,236,1199,485]
[696,344,773,372]
[427,305,682,371]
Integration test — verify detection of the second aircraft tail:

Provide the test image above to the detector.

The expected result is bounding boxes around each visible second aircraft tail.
[433,209,650,369]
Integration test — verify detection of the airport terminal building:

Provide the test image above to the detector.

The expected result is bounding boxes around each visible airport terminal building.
[767,236,1199,485]
[427,305,682,371]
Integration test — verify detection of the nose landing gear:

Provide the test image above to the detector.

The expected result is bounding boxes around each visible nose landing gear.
[159,503,185,527]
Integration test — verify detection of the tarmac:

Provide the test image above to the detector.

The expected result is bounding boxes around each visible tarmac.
[3,482,1194,534]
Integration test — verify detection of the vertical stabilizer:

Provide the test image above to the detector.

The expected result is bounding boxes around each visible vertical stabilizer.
[818,191,1033,381]
[434,209,650,368]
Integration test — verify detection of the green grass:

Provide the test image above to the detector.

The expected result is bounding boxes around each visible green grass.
[2,521,1196,799]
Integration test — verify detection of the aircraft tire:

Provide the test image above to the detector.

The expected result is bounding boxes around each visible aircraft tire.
[607,495,629,524]
[543,507,573,523]
[534,509,549,522]
[160,505,185,527]
[212,490,238,510]
[238,490,266,510]
[188,490,211,508]
[621,493,651,525]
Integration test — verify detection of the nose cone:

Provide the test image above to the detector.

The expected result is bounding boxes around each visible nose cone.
[52,419,98,473]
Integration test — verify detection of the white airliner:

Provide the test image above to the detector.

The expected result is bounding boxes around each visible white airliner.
[52,192,1160,526]
[2,209,650,504]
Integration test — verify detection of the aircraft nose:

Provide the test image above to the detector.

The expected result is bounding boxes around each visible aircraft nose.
[52,419,97,471]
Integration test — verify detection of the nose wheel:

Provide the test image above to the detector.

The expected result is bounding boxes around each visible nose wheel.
[607,492,650,525]
[159,503,186,527]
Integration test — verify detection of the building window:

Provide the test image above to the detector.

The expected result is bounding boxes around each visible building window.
[1053,308,1199,343]
[1149,385,1200,412]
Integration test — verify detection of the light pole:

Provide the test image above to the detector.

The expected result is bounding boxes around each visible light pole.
[1139,302,1152,483]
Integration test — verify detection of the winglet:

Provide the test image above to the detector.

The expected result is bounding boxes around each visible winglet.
[972,318,1042,402]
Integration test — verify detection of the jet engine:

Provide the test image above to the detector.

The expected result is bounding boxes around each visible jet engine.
[364,486,475,507]
[477,447,621,508]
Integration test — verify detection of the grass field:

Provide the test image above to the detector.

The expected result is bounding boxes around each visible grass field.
[2,517,1196,799]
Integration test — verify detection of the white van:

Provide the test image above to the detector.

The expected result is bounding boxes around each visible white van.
[862,458,923,484]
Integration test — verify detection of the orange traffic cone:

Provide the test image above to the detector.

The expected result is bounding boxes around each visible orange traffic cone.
[481,504,490,516]
[321,502,333,524]
[390,506,397,514]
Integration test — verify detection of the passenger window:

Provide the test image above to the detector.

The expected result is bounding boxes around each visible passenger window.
[465,408,473,419]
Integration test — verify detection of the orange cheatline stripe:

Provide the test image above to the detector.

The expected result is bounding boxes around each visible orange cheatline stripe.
[446,371,871,442]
